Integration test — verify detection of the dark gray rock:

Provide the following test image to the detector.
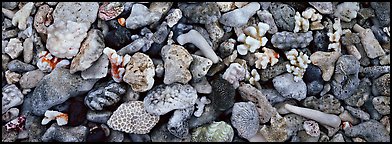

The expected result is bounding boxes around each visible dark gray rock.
[86,110,112,124]
[370,2,390,27]
[344,78,371,107]
[167,107,194,139]
[345,106,370,121]
[304,64,324,96]
[41,123,89,142]
[150,124,190,142]
[371,25,390,45]
[259,88,285,105]
[179,2,221,24]
[345,120,390,142]
[189,104,221,129]
[372,73,390,96]
[363,96,382,120]
[7,59,35,73]
[208,76,235,111]
[271,31,313,50]
[269,2,296,31]
[129,133,151,142]
[31,68,98,116]
[258,61,288,82]
[311,30,330,52]
[331,55,360,100]
[19,69,45,89]
[85,81,126,111]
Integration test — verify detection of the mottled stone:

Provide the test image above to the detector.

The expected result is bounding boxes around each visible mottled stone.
[273,73,307,101]
[372,74,390,96]
[345,120,390,142]
[331,55,360,100]
[269,2,295,31]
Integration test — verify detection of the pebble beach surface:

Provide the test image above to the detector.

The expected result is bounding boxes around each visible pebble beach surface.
[1,2,390,142]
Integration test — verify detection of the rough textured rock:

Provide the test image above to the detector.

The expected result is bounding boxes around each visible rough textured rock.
[33,4,53,35]
[161,45,193,84]
[23,37,34,63]
[372,96,390,115]
[19,69,45,89]
[257,10,278,34]
[284,113,305,137]
[345,120,390,142]
[190,55,212,80]
[53,2,99,24]
[191,121,234,142]
[123,52,155,92]
[5,38,24,59]
[271,31,313,50]
[370,2,390,27]
[353,24,385,59]
[179,2,221,24]
[150,124,190,142]
[107,101,159,134]
[231,102,259,140]
[372,74,390,96]
[269,2,296,31]
[84,81,126,111]
[303,64,324,95]
[273,73,307,101]
[258,61,288,81]
[331,55,360,100]
[70,29,105,74]
[345,106,370,121]
[12,2,34,30]
[302,94,342,114]
[125,4,160,29]
[31,68,98,116]
[41,123,89,142]
[259,112,288,142]
[219,2,260,27]
[334,2,359,22]
[144,83,198,115]
[209,76,235,112]
[167,107,194,139]
[2,84,24,114]
[190,77,212,94]
[86,110,112,124]
[344,78,371,107]
[308,2,333,14]
[5,70,20,84]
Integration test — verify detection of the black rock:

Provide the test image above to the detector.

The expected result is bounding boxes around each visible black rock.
[129,134,151,142]
[311,30,330,52]
[67,98,88,126]
[86,127,107,142]
[104,27,133,50]
[106,19,123,30]
[208,76,235,112]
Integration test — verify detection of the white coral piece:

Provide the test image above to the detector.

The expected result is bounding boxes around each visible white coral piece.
[285,49,311,82]
[37,51,70,73]
[194,96,211,117]
[237,22,269,55]
[294,12,309,33]
[222,63,246,89]
[254,47,280,69]
[41,110,68,126]
[303,120,320,137]
[103,47,131,83]
[249,69,260,86]
[327,18,343,51]
[383,27,390,37]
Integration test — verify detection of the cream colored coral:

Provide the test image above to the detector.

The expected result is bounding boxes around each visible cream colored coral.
[254,47,280,69]
[327,18,342,51]
[237,22,269,55]
[285,49,311,82]
[249,69,260,86]
[294,12,309,33]
[222,63,246,89]
[107,101,159,134]
[295,8,323,33]
[194,96,211,117]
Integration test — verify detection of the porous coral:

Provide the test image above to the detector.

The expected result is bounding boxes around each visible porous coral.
[2,84,23,114]
[123,52,155,92]
[41,110,68,126]
[144,83,198,115]
[327,18,343,51]
[236,22,269,55]
[37,51,70,73]
[103,47,131,83]
[222,63,246,89]
[161,45,193,84]
[231,102,260,140]
[107,101,159,134]
[5,38,23,59]
[34,4,53,34]
[285,49,311,82]
[303,120,320,137]
[254,47,280,69]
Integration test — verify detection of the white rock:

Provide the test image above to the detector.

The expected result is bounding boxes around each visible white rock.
[2,84,23,114]
[161,45,193,84]
[165,9,182,28]
[23,37,33,63]
[303,120,320,137]
[5,38,23,59]
[12,2,34,30]
[334,2,359,22]
[126,4,161,29]
[190,77,212,94]
[219,2,260,27]
[222,63,246,89]
[190,55,213,80]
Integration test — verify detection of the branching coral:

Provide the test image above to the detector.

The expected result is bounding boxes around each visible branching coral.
[294,12,309,33]
[285,49,311,82]
[237,22,270,55]
[37,51,70,73]
[249,69,260,86]
[254,47,280,69]
[327,18,343,51]
[103,47,131,83]
[294,8,323,33]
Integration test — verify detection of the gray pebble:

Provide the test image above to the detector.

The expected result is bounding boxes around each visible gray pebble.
[372,96,390,115]
[2,29,19,40]
[345,106,370,121]
[331,55,360,100]
[302,94,342,114]
[360,66,390,79]
[284,114,305,137]
[372,73,390,96]
[150,124,190,142]
[129,134,151,142]
[107,130,124,142]
[363,96,382,120]
[344,78,371,107]
[19,69,45,89]
[273,73,307,101]
[308,2,333,14]
[219,2,260,27]
[86,110,112,124]
[297,130,319,142]
[7,59,35,73]
[259,88,286,105]
[269,2,295,31]
[370,2,390,27]
[258,61,288,81]
[179,2,221,24]
[2,2,19,10]
[41,123,89,142]
[189,104,221,129]
[345,120,390,142]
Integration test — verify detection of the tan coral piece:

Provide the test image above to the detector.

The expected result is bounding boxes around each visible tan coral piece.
[254,47,280,69]
[107,101,159,134]
[123,52,155,92]
[310,51,341,81]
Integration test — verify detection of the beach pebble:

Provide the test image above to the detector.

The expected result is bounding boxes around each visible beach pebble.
[370,2,390,27]
[107,130,124,142]
[363,97,382,120]
[231,102,259,140]
[70,29,105,74]
[129,133,151,142]
[345,106,370,121]
[2,126,18,142]
[98,2,124,21]
[161,44,193,84]
[259,112,289,142]
[19,69,44,89]
[344,78,371,107]
[209,76,235,112]
[302,94,342,114]
[125,4,160,29]
[334,2,359,22]
[297,130,319,142]
[2,84,23,114]
[81,54,109,80]
[167,107,194,138]
[303,120,320,137]
[85,81,126,111]
[2,108,19,123]
[7,60,35,73]
[219,2,260,27]
[86,110,112,124]
[150,124,190,142]
[372,73,390,96]
[259,88,286,105]
[41,123,89,142]
[273,73,307,101]
[257,10,278,34]
[179,2,221,24]
[308,2,333,14]
[190,55,213,80]
[12,2,34,30]
[190,77,212,94]
[31,68,98,116]
[303,64,324,95]
[123,52,155,92]
[33,4,53,34]
[331,55,360,100]
[258,61,288,81]
[269,2,295,31]
[380,116,390,133]
[345,120,390,142]
[53,2,98,24]
[359,66,390,79]
[5,38,23,59]
[5,70,20,84]
[2,2,19,10]
[104,27,132,50]
[284,113,305,137]
[372,96,390,115]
